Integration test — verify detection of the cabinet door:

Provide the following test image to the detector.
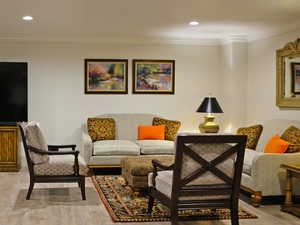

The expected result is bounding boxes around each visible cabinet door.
[0,126,19,171]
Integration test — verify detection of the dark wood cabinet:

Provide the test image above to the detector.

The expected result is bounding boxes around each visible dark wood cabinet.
[0,126,20,171]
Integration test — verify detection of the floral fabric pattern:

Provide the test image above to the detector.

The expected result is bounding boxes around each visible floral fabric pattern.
[87,118,116,142]
[152,117,181,141]
[237,124,263,150]
[281,126,300,153]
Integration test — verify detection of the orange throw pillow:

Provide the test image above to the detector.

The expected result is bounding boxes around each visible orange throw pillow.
[264,135,290,153]
[138,125,165,140]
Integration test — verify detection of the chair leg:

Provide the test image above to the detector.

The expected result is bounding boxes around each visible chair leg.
[148,195,154,214]
[79,177,86,200]
[230,200,239,225]
[26,181,34,200]
[170,206,179,225]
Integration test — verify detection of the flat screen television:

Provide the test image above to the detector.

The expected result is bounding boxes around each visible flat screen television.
[0,62,28,125]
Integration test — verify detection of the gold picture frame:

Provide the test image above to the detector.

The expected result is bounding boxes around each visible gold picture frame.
[276,38,300,107]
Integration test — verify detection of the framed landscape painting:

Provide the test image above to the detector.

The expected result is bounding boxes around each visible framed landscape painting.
[132,59,175,94]
[291,62,300,94]
[85,59,128,94]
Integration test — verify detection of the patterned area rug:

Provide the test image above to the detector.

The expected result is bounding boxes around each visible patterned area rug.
[92,176,258,222]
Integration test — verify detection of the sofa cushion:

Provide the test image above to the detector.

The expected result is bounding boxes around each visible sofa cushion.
[34,155,88,176]
[93,140,140,156]
[136,140,175,155]
[153,117,181,141]
[281,126,300,153]
[87,118,116,142]
[237,124,263,150]
[148,171,230,200]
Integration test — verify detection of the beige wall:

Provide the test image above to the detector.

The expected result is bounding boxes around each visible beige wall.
[0,41,223,146]
[247,29,300,125]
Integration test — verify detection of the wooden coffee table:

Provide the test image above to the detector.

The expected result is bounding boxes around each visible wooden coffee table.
[281,163,300,217]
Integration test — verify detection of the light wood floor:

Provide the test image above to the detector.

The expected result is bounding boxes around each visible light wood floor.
[0,169,299,225]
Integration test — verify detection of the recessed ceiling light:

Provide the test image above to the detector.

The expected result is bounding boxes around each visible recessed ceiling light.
[189,21,199,26]
[22,16,34,21]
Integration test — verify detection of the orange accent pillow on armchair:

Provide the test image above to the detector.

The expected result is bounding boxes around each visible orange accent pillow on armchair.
[138,125,165,140]
[264,135,290,153]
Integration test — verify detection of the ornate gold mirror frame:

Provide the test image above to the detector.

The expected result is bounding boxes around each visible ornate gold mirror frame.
[276,38,300,107]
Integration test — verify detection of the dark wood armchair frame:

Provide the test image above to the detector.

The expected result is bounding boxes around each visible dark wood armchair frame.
[148,135,247,225]
[18,124,86,200]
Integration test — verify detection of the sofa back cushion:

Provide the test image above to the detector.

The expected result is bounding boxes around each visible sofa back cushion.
[256,119,300,152]
[94,113,157,140]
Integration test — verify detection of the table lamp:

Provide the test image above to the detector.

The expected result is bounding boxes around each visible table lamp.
[196,96,223,133]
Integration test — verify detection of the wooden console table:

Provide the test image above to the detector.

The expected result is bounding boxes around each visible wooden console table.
[0,126,20,171]
[281,163,300,217]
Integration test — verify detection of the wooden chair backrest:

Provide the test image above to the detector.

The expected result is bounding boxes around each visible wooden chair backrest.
[171,134,247,201]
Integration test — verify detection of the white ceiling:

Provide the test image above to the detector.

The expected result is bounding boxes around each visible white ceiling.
[1,0,300,44]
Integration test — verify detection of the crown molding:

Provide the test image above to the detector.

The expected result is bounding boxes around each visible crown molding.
[221,35,248,45]
[0,36,223,46]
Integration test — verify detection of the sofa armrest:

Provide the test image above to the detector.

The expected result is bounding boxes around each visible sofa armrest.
[80,127,93,164]
[251,152,300,188]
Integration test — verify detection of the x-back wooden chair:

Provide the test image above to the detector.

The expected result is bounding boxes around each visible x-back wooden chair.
[148,134,247,225]
[18,122,88,200]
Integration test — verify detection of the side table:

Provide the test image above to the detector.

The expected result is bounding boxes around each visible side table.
[281,163,300,217]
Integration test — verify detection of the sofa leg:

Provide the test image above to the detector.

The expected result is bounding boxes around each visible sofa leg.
[251,191,262,207]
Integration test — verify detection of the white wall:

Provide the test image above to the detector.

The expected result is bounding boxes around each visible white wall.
[247,29,300,125]
[0,41,222,148]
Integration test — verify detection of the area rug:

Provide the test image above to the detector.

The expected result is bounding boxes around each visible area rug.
[92,176,258,222]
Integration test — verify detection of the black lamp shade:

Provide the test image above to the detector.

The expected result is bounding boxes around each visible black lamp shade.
[196,97,223,113]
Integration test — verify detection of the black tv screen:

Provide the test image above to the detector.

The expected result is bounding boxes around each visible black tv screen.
[0,62,28,124]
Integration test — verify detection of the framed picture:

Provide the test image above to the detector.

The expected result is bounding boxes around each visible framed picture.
[291,62,300,94]
[132,59,175,94]
[85,59,128,94]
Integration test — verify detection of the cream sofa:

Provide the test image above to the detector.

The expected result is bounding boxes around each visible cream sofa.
[81,113,175,168]
[241,119,300,206]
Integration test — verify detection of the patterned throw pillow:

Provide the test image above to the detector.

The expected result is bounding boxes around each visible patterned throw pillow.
[281,126,300,153]
[237,124,263,150]
[152,117,181,141]
[87,118,116,142]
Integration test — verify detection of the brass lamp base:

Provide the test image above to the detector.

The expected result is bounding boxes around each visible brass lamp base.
[199,115,219,133]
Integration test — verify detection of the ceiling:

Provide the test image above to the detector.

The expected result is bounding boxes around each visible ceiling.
[1,0,300,44]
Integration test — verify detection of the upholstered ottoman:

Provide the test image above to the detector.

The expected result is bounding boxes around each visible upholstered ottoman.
[121,155,174,190]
